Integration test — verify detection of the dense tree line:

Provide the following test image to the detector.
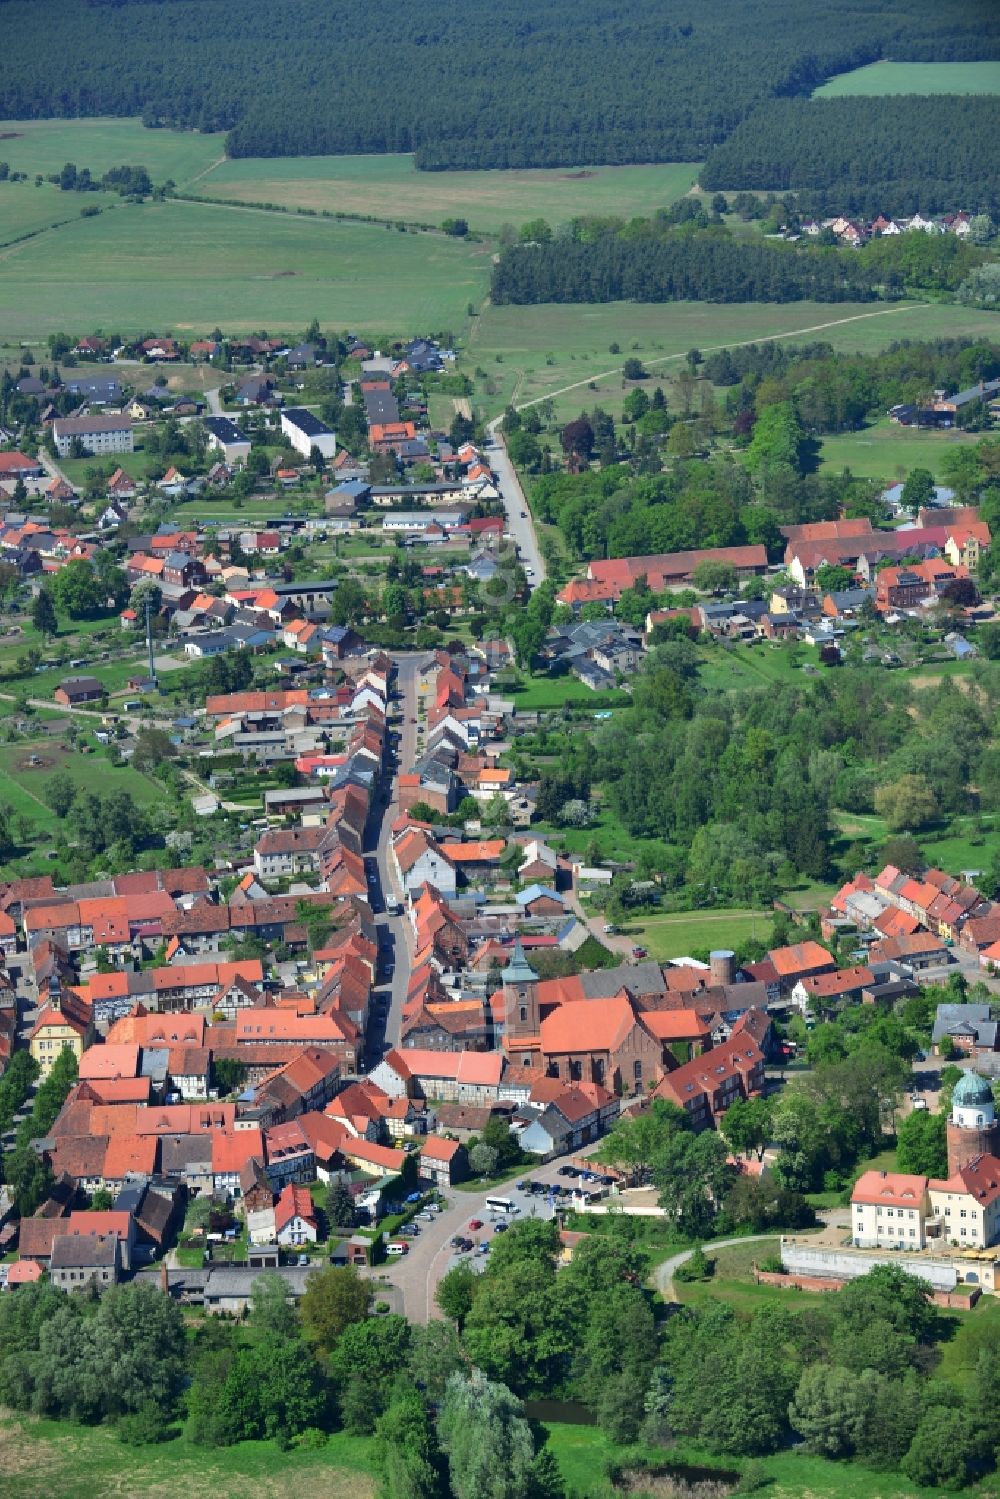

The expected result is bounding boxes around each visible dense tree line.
[0,0,996,171]
[701,96,1000,217]
[492,226,885,306]
[588,657,998,904]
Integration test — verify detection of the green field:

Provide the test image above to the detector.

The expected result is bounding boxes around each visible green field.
[0,1414,375,1499]
[628,907,772,960]
[5,1409,969,1499]
[194,154,701,232]
[0,739,165,832]
[0,181,118,246]
[0,199,489,337]
[819,417,983,482]
[470,299,1000,423]
[0,117,225,187]
[815,61,1000,97]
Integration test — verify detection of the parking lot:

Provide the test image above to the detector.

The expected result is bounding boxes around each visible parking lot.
[380,1156,619,1319]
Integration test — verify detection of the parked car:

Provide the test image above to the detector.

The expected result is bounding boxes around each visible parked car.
[386,1242,409,1256]
[557,1165,578,1177]
[494,1221,509,1232]
[468,1218,483,1231]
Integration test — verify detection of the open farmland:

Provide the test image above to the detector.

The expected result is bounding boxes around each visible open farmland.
[0,117,225,186]
[0,181,119,246]
[194,155,701,232]
[815,61,1000,96]
[469,299,1000,423]
[0,199,490,336]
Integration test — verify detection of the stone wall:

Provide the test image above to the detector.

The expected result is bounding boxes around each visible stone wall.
[781,1239,958,1291]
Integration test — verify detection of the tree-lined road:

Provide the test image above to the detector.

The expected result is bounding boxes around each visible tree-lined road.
[485,421,546,588]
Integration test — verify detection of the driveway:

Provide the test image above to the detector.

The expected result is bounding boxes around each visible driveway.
[652,1207,852,1301]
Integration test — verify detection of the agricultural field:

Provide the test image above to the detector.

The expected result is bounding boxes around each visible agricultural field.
[0,117,225,186]
[468,299,1000,424]
[815,61,1000,97]
[0,181,117,246]
[0,198,489,338]
[193,154,701,233]
[818,417,982,482]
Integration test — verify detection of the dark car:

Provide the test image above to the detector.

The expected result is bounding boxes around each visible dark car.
[494,1222,509,1233]
[557,1165,577,1177]
[450,1234,466,1248]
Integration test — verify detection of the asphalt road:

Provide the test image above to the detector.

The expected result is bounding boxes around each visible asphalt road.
[385,1159,609,1322]
[485,421,546,588]
[362,652,423,1064]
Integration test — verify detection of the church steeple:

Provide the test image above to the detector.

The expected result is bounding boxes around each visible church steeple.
[503,938,539,1038]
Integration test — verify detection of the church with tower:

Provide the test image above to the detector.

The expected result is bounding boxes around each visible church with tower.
[499,938,665,1094]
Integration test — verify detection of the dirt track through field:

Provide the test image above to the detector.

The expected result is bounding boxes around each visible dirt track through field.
[512,303,919,411]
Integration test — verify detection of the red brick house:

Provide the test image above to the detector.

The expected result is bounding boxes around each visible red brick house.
[653,1032,765,1129]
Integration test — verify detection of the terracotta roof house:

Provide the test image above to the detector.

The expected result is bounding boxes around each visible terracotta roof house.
[654,1032,765,1129]
[418,1134,468,1187]
[767,941,836,994]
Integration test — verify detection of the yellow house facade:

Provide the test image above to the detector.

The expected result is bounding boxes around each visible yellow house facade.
[30,994,91,1078]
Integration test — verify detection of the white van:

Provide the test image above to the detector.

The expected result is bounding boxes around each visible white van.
[386,1241,409,1257]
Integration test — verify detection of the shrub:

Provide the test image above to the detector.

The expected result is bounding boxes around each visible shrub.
[674,1247,714,1282]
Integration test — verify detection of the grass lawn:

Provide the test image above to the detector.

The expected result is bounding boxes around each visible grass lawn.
[194,154,701,233]
[57,449,171,486]
[914,816,998,876]
[815,61,1000,96]
[934,1294,1000,1394]
[0,117,226,187]
[696,640,820,692]
[0,199,490,338]
[468,299,1000,424]
[626,908,773,961]
[0,1412,375,1499]
[541,1422,964,1499]
[509,675,631,711]
[819,418,982,484]
[533,804,652,864]
[0,739,166,830]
